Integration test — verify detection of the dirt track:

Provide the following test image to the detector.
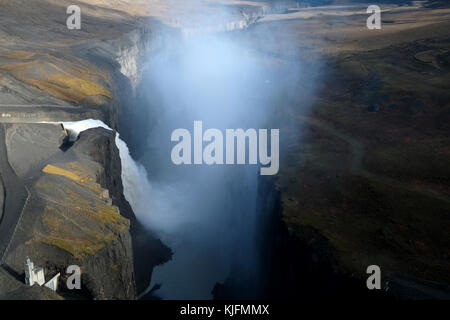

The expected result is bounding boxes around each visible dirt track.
[0,124,29,264]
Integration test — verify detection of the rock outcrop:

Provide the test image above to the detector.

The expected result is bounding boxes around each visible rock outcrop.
[1,124,135,299]
[0,0,174,300]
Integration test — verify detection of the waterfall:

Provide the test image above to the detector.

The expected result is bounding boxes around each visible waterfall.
[114,134,154,221]
[132,31,286,299]
[61,119,153,222]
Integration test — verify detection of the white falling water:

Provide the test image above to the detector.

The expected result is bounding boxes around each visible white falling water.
[60,119,153,222]
[114,134,154,221]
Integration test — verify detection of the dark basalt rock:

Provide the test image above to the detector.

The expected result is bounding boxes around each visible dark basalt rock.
[0,125,136,299]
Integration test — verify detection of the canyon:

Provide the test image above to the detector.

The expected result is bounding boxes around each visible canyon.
[0,0,449,300]
[170,121,280,175]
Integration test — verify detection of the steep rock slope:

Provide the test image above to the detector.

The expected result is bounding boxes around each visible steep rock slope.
[0,0,172,299]
[1,125,135,299]
[235,1,450,298]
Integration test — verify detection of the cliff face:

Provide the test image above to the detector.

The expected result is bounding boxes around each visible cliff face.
[114,27,155,89]
[0,125,135,299]
[78,126,172,297]
[0,0,170,299]
[237,1,450,298]
[210,1,450,299]
[0,0,165,127]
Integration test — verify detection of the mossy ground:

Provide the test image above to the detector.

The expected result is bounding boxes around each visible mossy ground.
[0,48,112,104]
[27,161,129,259]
